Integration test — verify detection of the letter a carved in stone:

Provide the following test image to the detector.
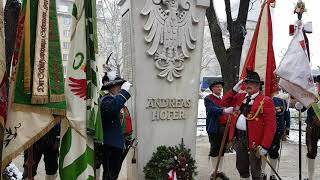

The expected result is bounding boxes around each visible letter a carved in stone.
[141,0,199,82]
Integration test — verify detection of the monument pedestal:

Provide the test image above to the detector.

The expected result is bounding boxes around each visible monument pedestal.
[118,0,209,179]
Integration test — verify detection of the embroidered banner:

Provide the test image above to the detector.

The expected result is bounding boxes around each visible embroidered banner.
[32,0,50,104]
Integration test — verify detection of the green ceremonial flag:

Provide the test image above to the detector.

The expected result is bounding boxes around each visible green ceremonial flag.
[59,0,102,179]
[12,0,66,115]
[3,0,66,168]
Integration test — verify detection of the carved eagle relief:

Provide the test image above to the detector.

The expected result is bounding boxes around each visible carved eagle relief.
[141,0,199,82]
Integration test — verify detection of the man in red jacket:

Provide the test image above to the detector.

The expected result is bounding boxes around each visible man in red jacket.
[221,70,276,180]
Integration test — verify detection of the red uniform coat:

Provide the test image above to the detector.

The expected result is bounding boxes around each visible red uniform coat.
[221,90,276,150]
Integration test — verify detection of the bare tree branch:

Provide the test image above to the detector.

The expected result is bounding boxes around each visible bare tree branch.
[206,0,227,64]
[97,0,123,73]
[224,0,233,33]
[248,0,259,12]
[237,0,251,25]
[206,0,251,90]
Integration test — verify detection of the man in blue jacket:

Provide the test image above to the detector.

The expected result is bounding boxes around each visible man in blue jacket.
[204,79,233,180]
[97,69,132,180]
[262,91,290,180]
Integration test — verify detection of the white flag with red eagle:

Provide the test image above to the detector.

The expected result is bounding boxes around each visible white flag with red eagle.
[276,20,318,108]
[59,0,103,178]
[240,0,277,97]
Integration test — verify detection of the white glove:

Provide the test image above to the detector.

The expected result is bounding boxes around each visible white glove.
[295,102,304,110]
[258,146,268,156]
[233,79,244,92]
[121,81,132,92]
[223,107,234,114]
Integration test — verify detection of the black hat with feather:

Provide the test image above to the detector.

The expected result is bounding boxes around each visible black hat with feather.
[101,53,126,90]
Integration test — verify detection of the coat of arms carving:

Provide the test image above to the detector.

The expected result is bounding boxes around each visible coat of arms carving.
[141,0,199,82]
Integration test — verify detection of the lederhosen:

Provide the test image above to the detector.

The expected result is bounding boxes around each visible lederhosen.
[306,107,320,159]
[22,125,60,179]
[208,126,228,157]
[234,96,262,179]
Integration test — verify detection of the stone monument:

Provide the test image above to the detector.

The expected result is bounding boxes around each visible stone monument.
[118,0,209,179]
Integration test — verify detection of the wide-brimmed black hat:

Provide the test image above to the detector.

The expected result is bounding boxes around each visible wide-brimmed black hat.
[244,69,264,85]
[209,79,224,90]
[101,72,126,90]
[101,53,126,90]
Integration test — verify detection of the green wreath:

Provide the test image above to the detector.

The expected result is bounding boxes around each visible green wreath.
[143,139,197,180]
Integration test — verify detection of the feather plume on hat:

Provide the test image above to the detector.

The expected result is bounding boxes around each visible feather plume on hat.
[101,53,125,90]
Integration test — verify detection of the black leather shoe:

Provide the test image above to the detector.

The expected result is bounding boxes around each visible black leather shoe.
[210,172,229,180]
[270,175,277,180]
[218,172,229,180]
[262,173,267,180]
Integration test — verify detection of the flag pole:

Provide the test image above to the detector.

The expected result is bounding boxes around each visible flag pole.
[277,140,283,172]
[294,2,304,179]
[298,110,302,180]
[213,114,232,180]
[260,154,282,180]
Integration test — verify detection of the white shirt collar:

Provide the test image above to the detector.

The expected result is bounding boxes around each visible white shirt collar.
[243,91,260,105]
[246,91,260,99]
[212,93,222,99]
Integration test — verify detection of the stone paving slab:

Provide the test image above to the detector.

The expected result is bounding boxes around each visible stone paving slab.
[195,136,320,180]
[12,136,320,180]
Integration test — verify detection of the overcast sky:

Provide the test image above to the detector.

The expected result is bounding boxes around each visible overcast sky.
[213,0,320,69]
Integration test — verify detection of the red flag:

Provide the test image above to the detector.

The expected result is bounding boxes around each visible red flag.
[240,1,277,97]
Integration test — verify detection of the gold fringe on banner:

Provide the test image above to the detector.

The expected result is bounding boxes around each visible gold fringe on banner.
[31,96,49,104]
[50,94,65,103]
[13,104,66,116]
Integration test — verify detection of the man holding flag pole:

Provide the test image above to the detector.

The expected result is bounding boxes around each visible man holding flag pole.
[220,1,279,179]
[276,1,320,180]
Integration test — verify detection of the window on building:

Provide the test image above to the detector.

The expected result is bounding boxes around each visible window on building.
[63,30,70,37]
[63,42,70,49]
[63,54,68,61]
[64,17,71,25]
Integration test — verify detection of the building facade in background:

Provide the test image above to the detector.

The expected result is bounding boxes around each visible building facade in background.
[56,0,73,77]
[56,0,107,78]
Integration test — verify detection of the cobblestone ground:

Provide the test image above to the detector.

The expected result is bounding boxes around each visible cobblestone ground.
[12,136,320,180]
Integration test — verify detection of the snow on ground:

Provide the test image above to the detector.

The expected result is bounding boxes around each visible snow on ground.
[197,99,208,137]
[3,162,23,180]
